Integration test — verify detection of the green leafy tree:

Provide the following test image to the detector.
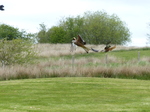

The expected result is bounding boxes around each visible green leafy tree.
[59,16,84,41]
[0,24,20,40]
[37,11,131,45]
[47,26,66,43]
[0,23,34,40]
[82,11,131,44]
[36,23,50,43]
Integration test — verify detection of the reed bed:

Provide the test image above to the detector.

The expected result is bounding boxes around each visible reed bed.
[0,44,150,80]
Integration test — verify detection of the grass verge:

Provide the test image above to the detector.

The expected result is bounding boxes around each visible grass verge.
[0,77,150,112]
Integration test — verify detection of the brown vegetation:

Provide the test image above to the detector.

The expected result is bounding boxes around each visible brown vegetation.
[0,44,150,80]
[36,44,137,57]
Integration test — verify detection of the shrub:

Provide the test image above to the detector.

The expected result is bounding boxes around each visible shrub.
[0,38,37,67]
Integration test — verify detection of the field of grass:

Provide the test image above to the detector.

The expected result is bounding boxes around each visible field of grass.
[0,77,150,112]
[0,44,150,80]
[0,44,150,112]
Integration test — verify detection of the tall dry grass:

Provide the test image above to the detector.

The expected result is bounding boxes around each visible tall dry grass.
[35,44,137,57]
[0,44,150,80]
[0,55,150,80]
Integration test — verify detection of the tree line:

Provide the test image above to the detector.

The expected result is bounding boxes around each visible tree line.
[1,10,150,45]
[36,11,131,45]
[1,10,150,66]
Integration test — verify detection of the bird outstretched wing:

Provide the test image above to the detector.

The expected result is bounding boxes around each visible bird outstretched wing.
[72,36,89,53]
[77,35,86,45]
[72,35,99,53]
[104,45,116,52]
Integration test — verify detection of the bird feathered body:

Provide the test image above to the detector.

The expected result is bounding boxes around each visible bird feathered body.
[71,35,97,53]
[73,35,90,53]
[71,35,116,53]
[103,45,116,52]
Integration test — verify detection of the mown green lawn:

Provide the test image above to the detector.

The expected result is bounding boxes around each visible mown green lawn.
[0,78,150,112]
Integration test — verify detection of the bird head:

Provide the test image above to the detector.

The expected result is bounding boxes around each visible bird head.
[73,37,76,40]
[72,37,76,43]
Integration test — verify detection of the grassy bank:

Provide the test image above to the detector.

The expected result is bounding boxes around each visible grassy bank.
[0,77,150,112]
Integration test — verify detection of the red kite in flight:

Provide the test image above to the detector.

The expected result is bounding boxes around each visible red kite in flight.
[71,35,98,53]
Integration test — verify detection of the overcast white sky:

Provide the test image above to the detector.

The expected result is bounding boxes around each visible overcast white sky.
[1,0,150,46]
